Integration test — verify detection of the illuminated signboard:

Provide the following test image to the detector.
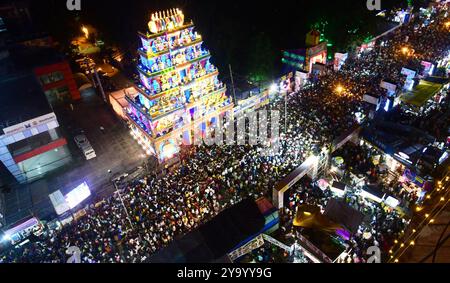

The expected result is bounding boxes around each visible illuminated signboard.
[334,53,348,71]
[3,112,58,136]
[384,196,400,208]
[65,182,91,209]
[403,169,425,188]
[421,61,435,76]
[49,190,71,215]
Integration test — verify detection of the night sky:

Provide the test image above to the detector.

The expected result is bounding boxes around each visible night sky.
[30,0,422,80]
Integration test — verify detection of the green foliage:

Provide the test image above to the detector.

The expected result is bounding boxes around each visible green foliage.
[247,32,276,83]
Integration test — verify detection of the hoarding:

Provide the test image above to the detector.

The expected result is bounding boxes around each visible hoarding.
[380,80,397,92]
[65,182,91,209]
[334,53,348,71]
[3,112,58,136]
[49,190,71,215]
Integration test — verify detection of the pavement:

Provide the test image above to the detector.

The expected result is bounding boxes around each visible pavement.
[1,86,148,226]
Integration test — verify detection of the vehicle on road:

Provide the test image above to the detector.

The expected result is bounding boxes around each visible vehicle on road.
[74,135,96,160]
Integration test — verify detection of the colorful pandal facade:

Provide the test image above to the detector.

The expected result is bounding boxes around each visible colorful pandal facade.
[125,9,234,162]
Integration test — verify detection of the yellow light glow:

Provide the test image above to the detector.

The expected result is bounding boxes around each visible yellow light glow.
[303,212,312,216]
[394,240,399,244]
[82,26,89,39]
[425,214,430,218]
[394,259,399,263]
[400,243,405,247]
[429,219,435,224]
[401,47,409,54]
[389,250,393,254]
[335,85,344,93]
[441,197,445,202]
[412,229,416,233]
[410,241,415,246]
[416,206,423,212]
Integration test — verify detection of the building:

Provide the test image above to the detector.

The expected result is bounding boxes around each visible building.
[281,49,306,73]
[281,29,328,74]
[1,0,81,108]
[125,9,234,162]
[0,73,71,184]
[7,45,82,107]
[305,29,321,47]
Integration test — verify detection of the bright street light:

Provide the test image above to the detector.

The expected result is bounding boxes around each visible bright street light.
[2,234,11,243]
[82,26,89,39]
[270,83,278,93]
[335,84,344,94]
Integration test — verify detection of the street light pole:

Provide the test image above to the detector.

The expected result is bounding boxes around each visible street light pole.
[285,90,288,133]
[113,180,135,230]
[229,64,237,104]
[94,68,107,103]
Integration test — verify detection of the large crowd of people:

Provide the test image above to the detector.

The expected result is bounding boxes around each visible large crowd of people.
[1,4,449,263]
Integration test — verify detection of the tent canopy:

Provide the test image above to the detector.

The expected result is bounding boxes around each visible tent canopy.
[149,198,265,263]
[324,199,365,234]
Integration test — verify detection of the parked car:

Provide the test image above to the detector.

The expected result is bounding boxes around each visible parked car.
[74,135,96,160]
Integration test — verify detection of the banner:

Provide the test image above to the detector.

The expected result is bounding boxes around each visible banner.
[334,53,348,71]
[228,234,265,261]
[3,112,58,136]
[363,94,379,105]
[380,80,397,92]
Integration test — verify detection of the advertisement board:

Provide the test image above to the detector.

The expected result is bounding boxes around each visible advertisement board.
[421,61,435,76]
[403,169,426,189]
[295,71,309,92]
[65,182,92,209]
[401,67,416,79]
[49,190,71,215]
[3,112,58,136]
[334,53,348,71]
[363,94,379,105]
[380,80,397,92]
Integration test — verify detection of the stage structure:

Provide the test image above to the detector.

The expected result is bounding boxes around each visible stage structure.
[125,9,234,162]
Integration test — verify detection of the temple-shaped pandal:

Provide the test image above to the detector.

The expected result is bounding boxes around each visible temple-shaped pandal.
[125,9,234,162]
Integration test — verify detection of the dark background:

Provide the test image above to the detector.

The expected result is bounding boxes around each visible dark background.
[29,0,427,80]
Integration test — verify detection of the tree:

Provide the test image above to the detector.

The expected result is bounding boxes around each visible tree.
[247,32,276,83]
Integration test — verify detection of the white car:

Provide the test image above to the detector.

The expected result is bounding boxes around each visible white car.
[74,135,96,160]
[74,135,89,149]
[82,147,97,160]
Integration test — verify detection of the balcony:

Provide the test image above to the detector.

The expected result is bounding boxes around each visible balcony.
[138,37,203,59]
[137,52,210,78]
[185,86,227,109]
[136,69,219,100]
[125,95,154,122]
[152,102,235,144]
[127,111,153,138]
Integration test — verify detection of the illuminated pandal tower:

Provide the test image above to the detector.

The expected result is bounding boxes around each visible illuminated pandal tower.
[126,9,234,162]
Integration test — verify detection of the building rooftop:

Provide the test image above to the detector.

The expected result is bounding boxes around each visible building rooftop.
[399,79,444,107]
[0,72,52,132]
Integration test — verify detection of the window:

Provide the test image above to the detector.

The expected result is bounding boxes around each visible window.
[44,86,71,106]
[39,71,64,85]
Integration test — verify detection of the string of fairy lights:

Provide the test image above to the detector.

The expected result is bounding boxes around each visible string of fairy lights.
[388,172,450,263]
